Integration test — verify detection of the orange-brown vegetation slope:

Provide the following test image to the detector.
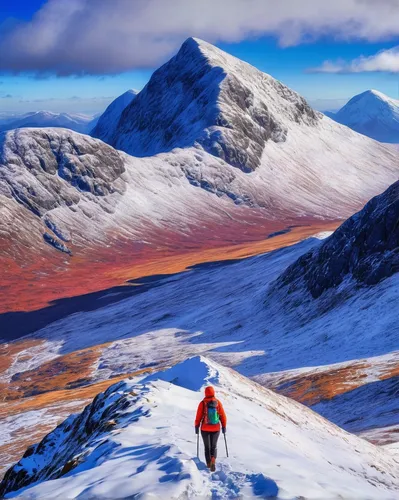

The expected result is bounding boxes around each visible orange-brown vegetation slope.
[1,217,340,314]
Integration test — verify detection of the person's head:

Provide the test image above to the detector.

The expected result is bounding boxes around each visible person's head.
[204,386,215,398]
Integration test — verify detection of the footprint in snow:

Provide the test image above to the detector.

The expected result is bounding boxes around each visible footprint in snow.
[210,462,279,498]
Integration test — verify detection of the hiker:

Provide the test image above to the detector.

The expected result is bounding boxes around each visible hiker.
[195,386,227,471]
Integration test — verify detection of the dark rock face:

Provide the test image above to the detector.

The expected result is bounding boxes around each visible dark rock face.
[273,181,399,298]
[111,38,320,173]
[0,381,133,497]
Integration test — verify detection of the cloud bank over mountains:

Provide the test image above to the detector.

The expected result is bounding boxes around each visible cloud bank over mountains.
[311,46,399,74]
[1,0,399,75]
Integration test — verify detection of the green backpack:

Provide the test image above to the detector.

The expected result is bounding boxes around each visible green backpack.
[204,399,220,425]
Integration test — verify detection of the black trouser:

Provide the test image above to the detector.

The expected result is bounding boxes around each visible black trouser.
[201,430,220,464]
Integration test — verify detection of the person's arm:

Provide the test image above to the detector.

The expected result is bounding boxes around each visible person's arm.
[218,400,227,432]
[195,401,204,432]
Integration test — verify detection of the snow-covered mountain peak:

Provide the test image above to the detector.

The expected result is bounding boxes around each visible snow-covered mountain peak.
[1,356,398,499]
[110,38,320,172]
[332,89,399,143]
[178,36,246,70]
[347,89,399,109]
[91,89,137,142]
[368,89,391,99]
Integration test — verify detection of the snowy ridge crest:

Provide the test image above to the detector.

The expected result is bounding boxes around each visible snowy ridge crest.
[1,357,399,499]
[142,355,221,390]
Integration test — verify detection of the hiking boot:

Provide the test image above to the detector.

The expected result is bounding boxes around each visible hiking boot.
[210,457,216,472]
[206,461,211,469]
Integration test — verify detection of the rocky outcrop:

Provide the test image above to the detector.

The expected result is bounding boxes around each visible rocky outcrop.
[272,181,399,299]
[0,128,127,253]
[0,380,134,497]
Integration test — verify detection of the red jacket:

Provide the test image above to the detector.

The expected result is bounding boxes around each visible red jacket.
[195,386,227,432]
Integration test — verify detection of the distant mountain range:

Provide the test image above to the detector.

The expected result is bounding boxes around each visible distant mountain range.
[0,110,99,134]
[326,90,399,143]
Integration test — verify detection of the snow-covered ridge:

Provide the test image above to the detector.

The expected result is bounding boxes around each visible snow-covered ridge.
[1,357,398,499]
[330,89,399,143]
[91,89,137,142]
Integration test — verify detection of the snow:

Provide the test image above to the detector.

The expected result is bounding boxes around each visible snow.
[14,232,397,379]
[3,357,398,499]
[1,219,395,470]
[108,38,399,218]
[0,340,63,384]
[313,376,399,438]
[90,89,137,142]
[1,39,399,497]
[331,90,399,143]
[3,230,396,454]
[2,42,399,264]
[143,355,221,391]
[0,111,97,134]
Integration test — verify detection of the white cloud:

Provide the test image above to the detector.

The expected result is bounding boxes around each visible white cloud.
[1,0,399,75]
[310,46,399,73]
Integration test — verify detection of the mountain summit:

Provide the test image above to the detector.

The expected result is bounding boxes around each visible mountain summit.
[104,37,399,217]
[331,90,399,143]
[91,89,137,142]
[111,37,320,172]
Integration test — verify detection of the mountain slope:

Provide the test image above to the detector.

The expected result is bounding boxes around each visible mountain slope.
[91,89,137,143]
[1,187,399,474]
[330,90,399,143]
[108,38,399,216]
[0,111,97,134]
[2,40,399,315]
[1,357,398,499]
[2,41,399,312]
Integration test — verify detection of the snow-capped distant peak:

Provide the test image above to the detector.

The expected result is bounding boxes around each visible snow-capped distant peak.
[90,89,137,142]
[331,89,399,143]
[0,110,97,134]
[348,89,399,107]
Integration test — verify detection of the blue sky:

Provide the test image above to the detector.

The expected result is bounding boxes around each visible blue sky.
[1,0,399,115]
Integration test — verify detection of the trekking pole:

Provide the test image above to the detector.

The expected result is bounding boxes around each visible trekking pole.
[197,433,199,459]
[224,433,229,458]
